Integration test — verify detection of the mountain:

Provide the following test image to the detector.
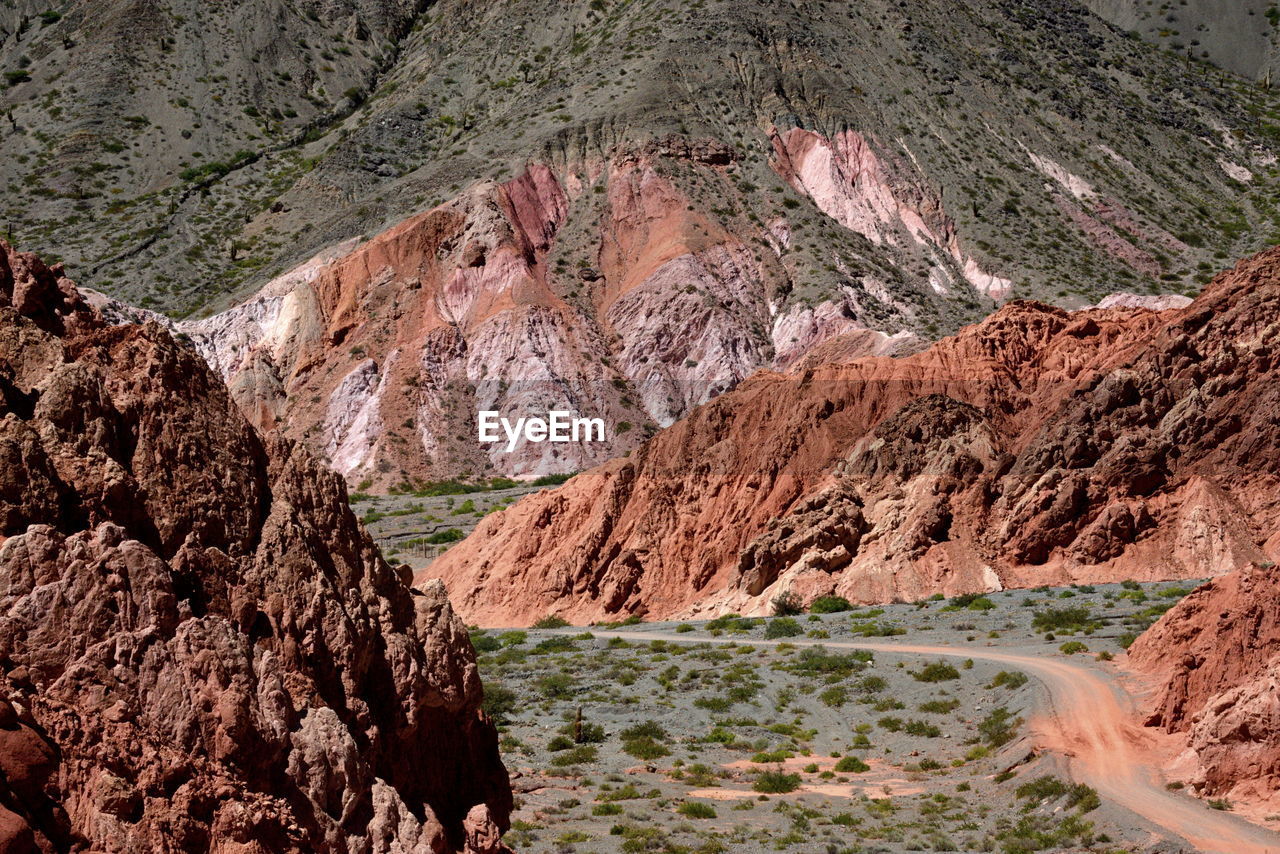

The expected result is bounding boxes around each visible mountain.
[0,240,511,853]
[6,0,1280,482]
[429,246,1280,626]
[1129,563,1280,811]
[1084,0,1280,82]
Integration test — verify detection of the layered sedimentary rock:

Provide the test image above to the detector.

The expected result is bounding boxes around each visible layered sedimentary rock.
[431,247,1280,626]
[0,242,510,853]
[182,141,934,486]
[1129,564,1280,806]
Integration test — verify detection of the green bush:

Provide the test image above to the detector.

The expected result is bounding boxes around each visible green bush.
[550,745,597,767]
[764,617,803,639]
[834,756,869,773]
[989,670,1029,689]
[620,721,667,740]
[979,707,1022,747]
[623,737,670,760]
[904,719,941,737]
[918,699,961,714]
[772,591,804,616]
[1032,606,1093,634]
[592,802,623,816]
[482,683,518,723]
[537,673,574,698]
[424,527,464,544]
[471,632,501,653]
[533,615,570,629]
[810,595,853,613]
[913,661,960,682]
[1059,641,1089,655]
[677,801,717,819]
[753,771,801,793]
[818,686,849,708]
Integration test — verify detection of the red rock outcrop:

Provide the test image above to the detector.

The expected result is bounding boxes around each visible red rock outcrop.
[1129,564,1280,806]
[430,246,1280,626]
[180,133,995,487]
[0,242,510,852]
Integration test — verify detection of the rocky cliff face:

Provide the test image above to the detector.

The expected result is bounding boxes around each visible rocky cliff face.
[12,0,1280,483]
[1129,564,1280,806]
[7,0,1279,320]
[430,246,1280,626]
[180,147,925,484]
[0,242,510,853]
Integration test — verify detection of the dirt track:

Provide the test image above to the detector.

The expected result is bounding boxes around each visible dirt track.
[588,629,1280,854]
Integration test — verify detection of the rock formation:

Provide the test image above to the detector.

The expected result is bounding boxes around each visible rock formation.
[13,0,1280,486]
[0,241,511,853]
[181,150,922,485]
[430,246,1280,626]
[1129,564,1280,807]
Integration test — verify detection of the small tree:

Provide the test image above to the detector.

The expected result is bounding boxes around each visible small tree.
[772,591,803,616]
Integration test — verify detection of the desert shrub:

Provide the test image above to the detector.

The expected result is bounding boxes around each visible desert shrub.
[482,683,518,723]
[621,721,667,740]
[623,737,670,760]
[834,756,870,773]
[979,707,1022,747]
[677,801,717,819]
[810,595,853,613]
[498,631,527,647]
[989,670,1029,689]
[533,615,571,629]
[532,636,576,654]
[537,673,574,698]
[772,591,804,616]
[849,620,907,637]
[1059,641,1089,655]
[550,745,597,767]
[765,617,803,639]
[1032,606,1093,634]
[1016,776,1100,813]
[781,647,871,677]
[904,719,941,737]
[592,803,623,816]
[471,633,502,652]
[856,675,888,693]
[913,661,960,682]
[819,686,849,708]
[918,699,961,714]
[753,771,801,793]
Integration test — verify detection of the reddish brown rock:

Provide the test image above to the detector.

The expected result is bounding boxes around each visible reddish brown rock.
[0,242,510,852]
[1129,564,1280,804]
[431,247,1280,626]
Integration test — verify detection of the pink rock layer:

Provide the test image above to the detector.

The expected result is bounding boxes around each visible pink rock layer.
[0,241,511,853]
[430,246,1280,627]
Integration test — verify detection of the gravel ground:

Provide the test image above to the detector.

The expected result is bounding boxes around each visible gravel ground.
[474,580,1211,854]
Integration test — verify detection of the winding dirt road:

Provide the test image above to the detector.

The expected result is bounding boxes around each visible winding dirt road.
[585,629,1280,854]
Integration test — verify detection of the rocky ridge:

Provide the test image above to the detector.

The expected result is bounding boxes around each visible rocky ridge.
[5,0,1280,322]
[0,240,511,853]
[429,246,1280,626]
[1129,563,1280,810]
